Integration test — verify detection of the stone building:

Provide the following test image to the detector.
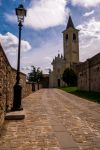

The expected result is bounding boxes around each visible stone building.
[49,16,79,87]
[76,53,100,92]
[41,74,49,88]
[49,15,100,92]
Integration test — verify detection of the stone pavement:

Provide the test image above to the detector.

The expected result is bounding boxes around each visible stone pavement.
[0,89,100,150]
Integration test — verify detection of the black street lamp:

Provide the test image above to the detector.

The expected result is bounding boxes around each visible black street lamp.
[12,4,26,111]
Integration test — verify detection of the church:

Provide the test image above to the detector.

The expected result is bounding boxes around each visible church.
[49,16,79,88]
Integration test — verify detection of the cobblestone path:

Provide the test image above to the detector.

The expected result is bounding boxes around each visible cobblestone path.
[0,89,100,150]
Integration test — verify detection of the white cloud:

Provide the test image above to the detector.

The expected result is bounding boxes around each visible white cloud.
[20,38,63,74]
[21,66,31,71]
[71,0,100,7]
[0,32,63,74]
[6,0,68,30]
[44,56,52,61]
[25,0,68,29]
[77,18,100,39]
[0,32,32,55]
[83,10,94,17]
[77,17,100,61]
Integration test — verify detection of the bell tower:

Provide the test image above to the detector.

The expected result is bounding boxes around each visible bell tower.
[63,16,79,67]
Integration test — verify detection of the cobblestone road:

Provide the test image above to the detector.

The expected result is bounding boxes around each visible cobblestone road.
[0,89,100,150]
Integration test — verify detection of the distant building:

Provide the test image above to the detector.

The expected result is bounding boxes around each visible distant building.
[49,16,79,87]
[41,74,49,88]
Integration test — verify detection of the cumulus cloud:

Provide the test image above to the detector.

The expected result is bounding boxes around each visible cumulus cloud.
[77,17,100,61]
[0,31,63,74]
[25,0,68,29]
[77,17,100,39]
[83,10,94,17]
[20,37,63,74]
[71,0,100,7]
[0,32,32,55]
[6,0,68,30]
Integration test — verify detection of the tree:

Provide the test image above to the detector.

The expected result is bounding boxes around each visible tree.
[28,66,43,83]
[62,68,77,86]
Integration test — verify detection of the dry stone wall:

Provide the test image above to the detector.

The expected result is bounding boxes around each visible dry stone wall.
[0,44,33,132]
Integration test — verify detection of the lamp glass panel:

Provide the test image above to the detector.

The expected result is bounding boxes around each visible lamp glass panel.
[17,9,25,16]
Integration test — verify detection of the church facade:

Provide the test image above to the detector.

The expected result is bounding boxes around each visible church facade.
[49,16,79,87]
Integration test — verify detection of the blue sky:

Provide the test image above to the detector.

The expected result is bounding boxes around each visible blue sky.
[0,0,100,74]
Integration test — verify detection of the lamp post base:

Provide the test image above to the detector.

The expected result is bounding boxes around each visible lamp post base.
[11,107,23,112]
[5,110,25,120]
[11,83,23,111]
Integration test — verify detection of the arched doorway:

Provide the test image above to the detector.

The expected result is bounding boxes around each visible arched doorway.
[57,79,60,87]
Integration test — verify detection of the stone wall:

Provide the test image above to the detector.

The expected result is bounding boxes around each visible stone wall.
[0,44,33,132]
[76,53,100,92]
[25,82,33,97]
[33,83,42,91]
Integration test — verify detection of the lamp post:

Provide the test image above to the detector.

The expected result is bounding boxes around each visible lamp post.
[12,4,26,111]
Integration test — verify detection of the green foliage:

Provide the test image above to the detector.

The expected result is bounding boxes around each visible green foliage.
[62,86,79,92]
[28,66,43,83]
[61,86,100,103]
[62,68,77,86]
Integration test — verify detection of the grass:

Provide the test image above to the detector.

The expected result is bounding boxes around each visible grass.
[61,86,100,104]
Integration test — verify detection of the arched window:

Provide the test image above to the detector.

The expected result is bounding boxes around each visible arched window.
[73,33,76,41]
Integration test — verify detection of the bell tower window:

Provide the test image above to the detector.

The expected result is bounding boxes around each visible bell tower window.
[73,33,76,41]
